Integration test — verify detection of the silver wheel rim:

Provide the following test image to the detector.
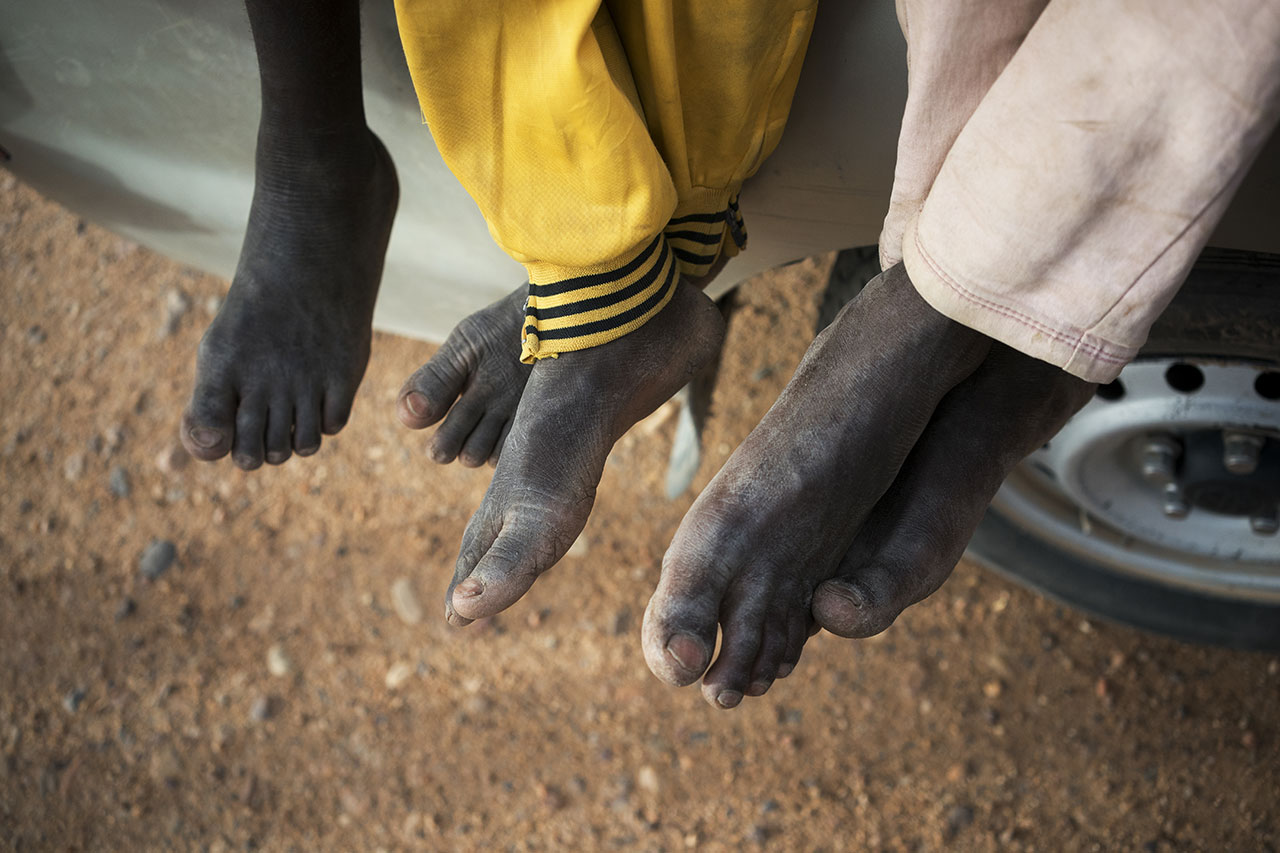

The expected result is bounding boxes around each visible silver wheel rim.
[991,357,1280,604]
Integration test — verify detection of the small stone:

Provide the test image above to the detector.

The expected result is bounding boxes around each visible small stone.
[248,695,273,723]
[1040,632,1058,651]
[161,289,191,336]
[63,687,86,714]
[26,325,46,345]
[1268,659,1278,676]
[108,466,131,498]
[114,597,137,621]
[266,644,292,678]
[1241,730,1258,749]
[390,577,423,625]
[946,805,975,834]
[18,499,33,514]
[611,607,632,636]
[103,425,125,455]
[637,765,660,794]
[154,444,188,475]
[982,680,1003,699]
[139,540,177,580]
[63,452,86,482]
[385,661,413,690]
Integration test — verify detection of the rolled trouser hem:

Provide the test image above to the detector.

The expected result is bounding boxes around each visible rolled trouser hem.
[521,233,679,363]
[664,188,747,280]
[901,217,1134,384]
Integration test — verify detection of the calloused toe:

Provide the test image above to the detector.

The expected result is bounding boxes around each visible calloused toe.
[181,386,237,461]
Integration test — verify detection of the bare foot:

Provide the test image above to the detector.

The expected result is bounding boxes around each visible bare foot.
[810,343,1094,638]
[181,129,397,469]
[395,285,531,467]
[445,277,725,625]
[641,265,994,708]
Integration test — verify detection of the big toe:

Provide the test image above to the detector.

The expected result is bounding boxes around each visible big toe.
[181,384,236,461]
[641,561,727,687]
[397,349,471,431]
[448,515,567,623]
[812,577,898,639]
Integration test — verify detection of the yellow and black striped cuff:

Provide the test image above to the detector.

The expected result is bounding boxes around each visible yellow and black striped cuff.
[520,233,679,363]
[664,197,747,280]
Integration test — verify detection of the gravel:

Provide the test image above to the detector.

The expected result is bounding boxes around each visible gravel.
[139,540,177,581]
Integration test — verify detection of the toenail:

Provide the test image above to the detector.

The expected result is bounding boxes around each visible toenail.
[776,662,794,678]
[454,579,484,599]
[189,427,222,449]
[404,392,430,418]
[824,580,866,609]
[716,690,743,709]
[266,451,289,464]
[666,634,706,672]
[296,445,320,457]
[747,681,771,697]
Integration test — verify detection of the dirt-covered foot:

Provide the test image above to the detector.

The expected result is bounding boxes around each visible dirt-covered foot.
[642,265,992,708]
[181,129,397,469]
[444,277,725,625]
[395,285,531,467]
[811,343,1094,638]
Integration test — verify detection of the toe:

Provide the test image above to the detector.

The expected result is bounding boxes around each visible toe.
[264,399,293,465]
[232,398,267,471]
[293,392,323,456]
[458,413,505,468]
[429,399,484,464]
[745,620,790,697]
[776,610,814,679]
[448,503,573,623]
[397,341,474,430]
[181,383,237,462]
[321,384,355,435]
[700,611,765,710]
[641,565,732,688]
[813,576,898,639]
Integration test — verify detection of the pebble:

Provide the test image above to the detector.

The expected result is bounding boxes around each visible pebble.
[637,765,660,794]
[385,661,413,690]
[63,452,86,482]
[266,644,293,678]
[139,540,177,580]
[108,466,131,498]
[390,577,423,625]
[114,597,137,621]
[154,444,188,475]
[26,325,46,345]
[946,805,976,835]
[610,607,632,637]
[103,425,125,455]
[63,687,86,714]
[248,695,273,723]
[982,680,1004,699]
[161,288,191,336]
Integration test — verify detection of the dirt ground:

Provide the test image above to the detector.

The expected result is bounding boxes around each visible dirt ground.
[1,174,1278,852]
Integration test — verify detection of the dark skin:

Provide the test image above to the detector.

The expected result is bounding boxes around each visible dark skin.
[181,0,397,469]
[190,3,1095,705]
[641,264,1097,708]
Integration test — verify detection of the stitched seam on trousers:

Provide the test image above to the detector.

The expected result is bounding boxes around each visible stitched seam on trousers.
[913,228,1127,365]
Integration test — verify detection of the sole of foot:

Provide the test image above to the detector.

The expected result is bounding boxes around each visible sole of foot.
[181,129,398,469]
[641,265,995,708]
[396,284,532,467]
[444,276,726,626]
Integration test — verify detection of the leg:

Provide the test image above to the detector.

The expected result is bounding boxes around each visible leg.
[181,0,397,469]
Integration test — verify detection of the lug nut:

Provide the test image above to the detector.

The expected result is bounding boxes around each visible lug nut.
[1222,431,1265,476]
[1140,434,1182,486]
[1161,483,1190,519]
[1251,508,1279,536]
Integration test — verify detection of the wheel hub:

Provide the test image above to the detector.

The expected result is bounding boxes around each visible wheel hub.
[993,357,1280,601]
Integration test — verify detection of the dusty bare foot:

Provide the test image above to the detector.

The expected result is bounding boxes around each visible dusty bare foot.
[810,343,1094,638]
[395,285,531,467]
[641,265,994,708]
[181,129,397,469]
[444,277,725,625]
